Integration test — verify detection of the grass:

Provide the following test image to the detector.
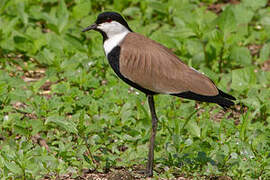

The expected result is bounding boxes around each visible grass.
[0,0,270,179]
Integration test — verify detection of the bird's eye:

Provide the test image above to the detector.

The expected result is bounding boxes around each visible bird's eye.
[105,18,112,23]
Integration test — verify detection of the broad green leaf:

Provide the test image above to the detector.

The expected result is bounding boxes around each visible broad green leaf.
[13,35,33,52]
[29,119,45,135]
[120,102,133,122]
[150,26,178,48]
[72,0,91,19]
[122,7,141,17]
[200,67,219,83]
[16,2,28,25]
[231,67,257,91]
[242,0,268,11]
[260,15,270,26]
[186,39,203,55]
[64,34,85,52]
[232,4,254,24]
[45,116,78,134]
[148,1,167,14]
[259,43,270,62]
[0,0,270,178]
[3,160,22,175]
[25,27,47,53]
[35,48,56,65]
[230,46,252,66]
[187,120,201,138]
[57,0,69,33]
[173,17,186,28]
[0,0,9,14]
[47,33,64,51]
[114,0,129,11]
[216,7,237,36]
[243,88,261,108]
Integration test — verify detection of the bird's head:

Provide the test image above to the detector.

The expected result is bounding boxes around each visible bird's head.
[82,12,132,41]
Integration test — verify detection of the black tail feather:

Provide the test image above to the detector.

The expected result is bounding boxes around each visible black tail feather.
[218,89,236,100]
[172,90,236,109]
[214,95,235,109]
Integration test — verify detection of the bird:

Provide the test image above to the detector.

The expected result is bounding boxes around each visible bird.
[82,11,236,177]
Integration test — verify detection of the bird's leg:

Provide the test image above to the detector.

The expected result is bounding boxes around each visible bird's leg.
[146,95,158,177]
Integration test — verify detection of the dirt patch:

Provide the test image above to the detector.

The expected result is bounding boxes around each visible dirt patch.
[196,102,247,125]
[31,134,51,152]
[108,170,135,180]
[261,59,270,71]
[206,0,240,14]
[41,169,136,180]
[247,44,262,57]
[22,68,46,82]
[41,169,233,180]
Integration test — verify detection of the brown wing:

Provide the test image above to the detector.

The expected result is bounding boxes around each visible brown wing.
[119,33,218,96]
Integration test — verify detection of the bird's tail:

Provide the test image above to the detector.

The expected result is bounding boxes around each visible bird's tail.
[172,89,236,109]
[216,89,236,109]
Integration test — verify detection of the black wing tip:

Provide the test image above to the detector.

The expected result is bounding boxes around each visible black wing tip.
[218,89,236,101]
[172,90,236,109]
[217,98,235,109]
[217,89,236,109]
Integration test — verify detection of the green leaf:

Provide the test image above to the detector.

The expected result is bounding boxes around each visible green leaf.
[29,119,44,135]
[240,112,250,141]
[0,0,9,14]
[187,120,201,138]
[17,2,28,25]
[114,0,129,11]
[13,35,33,52]
[230,46,252,66]
[259,43,270,62]
[231,67,257,91]
[72,0,91,19]
[186,39,204,55]
[120,102,133,123]
[148,1,168,14]
[216,7,237,35]
[83,154,92,165]
[243,88,261,108]
[122,7,141,17]
[260,14,270,26]
[232,4,254,24]
[57,0,69,33]
[45,116,78,134]
[3,160,22,175]
[242,0,268,11]
[1,0,270,178]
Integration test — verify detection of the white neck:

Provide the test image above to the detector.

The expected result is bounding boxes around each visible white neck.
[97,21,130,56]
[103,31,129,56]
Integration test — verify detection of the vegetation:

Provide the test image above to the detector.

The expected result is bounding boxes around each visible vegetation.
[0,0,270,179]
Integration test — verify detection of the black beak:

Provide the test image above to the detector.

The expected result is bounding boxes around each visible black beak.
[82,23,97,32]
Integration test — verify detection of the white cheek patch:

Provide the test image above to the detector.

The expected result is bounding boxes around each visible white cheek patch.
[98,21,130,56]
[98,22,119,34]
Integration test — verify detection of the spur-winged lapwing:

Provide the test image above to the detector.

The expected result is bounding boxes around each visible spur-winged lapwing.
[83,11,236,177]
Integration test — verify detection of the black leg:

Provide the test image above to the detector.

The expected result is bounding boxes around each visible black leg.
[146,95,158,177]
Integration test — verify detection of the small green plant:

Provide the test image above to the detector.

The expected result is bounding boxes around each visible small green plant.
[0,0,270,179]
